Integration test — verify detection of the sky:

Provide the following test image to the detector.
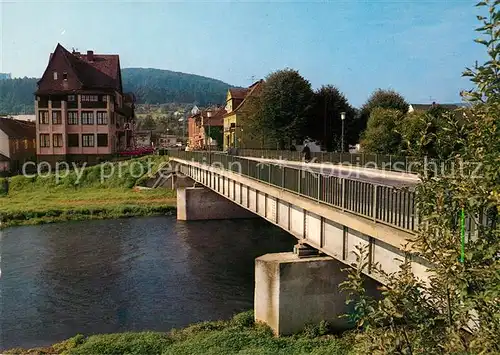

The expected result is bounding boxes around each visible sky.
[0,0,486,107]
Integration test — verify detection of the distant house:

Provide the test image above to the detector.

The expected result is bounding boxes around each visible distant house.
[188,106,225,150]
[135,131,153,147]
[0,117,36,173]
[408,102,459,113]
[223,80,264,150]
[0,73,11,80]
[155,133,178,148]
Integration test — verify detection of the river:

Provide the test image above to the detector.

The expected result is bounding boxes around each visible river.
[0,216,296,350]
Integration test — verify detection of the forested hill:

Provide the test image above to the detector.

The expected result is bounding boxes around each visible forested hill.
[122,68,232,105]
[0,68,235,114]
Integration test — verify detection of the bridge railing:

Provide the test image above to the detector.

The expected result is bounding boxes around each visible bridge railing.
[170,150,418,232]
[235,149,444,174]
[170,151,493,238]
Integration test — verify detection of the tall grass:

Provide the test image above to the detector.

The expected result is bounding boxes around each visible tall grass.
[0,156,176,228]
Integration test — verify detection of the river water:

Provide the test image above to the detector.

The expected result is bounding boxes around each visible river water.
[0,216,296,350]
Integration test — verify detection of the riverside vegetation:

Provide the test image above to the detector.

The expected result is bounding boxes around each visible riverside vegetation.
[0,156,176,228]
[4,311,356,355]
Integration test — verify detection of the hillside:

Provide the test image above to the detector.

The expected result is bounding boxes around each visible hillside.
[0,68,235,114]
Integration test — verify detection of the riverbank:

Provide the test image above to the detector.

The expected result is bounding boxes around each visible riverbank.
[4,311,356,355]
[0,156,176,228]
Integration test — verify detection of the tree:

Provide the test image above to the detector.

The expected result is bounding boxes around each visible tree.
[359,89,409,134]
[398,108,468,159]
[306,85,357,151]
[360,108,404,154]
[340,2,500,353]
[140,115,156,130]
[249,68,314,149]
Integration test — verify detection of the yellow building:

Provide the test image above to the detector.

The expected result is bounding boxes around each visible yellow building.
[223,80,263,150]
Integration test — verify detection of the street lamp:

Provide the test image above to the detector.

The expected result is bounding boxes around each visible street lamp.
[340,112,346,153]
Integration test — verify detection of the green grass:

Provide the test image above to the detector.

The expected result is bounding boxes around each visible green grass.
[0,156,177,228]
[4,311,356,355]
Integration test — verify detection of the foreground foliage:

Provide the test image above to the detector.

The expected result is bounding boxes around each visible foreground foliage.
[4,311,355,355]
[340,1,500,353]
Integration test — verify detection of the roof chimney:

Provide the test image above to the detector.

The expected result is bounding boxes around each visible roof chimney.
[87,50,94,61]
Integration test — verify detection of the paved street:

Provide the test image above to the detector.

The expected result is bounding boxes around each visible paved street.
[247,157,420,187]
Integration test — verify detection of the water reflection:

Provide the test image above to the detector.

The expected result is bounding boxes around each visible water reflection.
[0,216,295,350]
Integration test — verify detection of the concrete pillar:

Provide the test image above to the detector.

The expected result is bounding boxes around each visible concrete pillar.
[254,252,380,336]
[177,186,257,221]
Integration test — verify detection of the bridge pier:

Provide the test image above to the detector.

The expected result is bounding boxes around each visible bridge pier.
[177,186,257,221]
[254,251,381,336]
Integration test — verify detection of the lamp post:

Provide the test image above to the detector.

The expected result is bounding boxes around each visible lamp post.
[340,112,346,153]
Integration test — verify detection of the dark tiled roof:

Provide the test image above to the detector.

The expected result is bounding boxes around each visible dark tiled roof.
[36,43,121,94]
[224,79,264,117]
[0,117,36,139]
[229,88,249,100]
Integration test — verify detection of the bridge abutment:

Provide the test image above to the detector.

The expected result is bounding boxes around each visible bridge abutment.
[177,186,257,221]
[255,252,380,336]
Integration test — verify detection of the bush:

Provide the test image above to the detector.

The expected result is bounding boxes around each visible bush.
[230,310,255,328]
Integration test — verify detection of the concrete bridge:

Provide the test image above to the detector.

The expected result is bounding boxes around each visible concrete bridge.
[167,151,478,336]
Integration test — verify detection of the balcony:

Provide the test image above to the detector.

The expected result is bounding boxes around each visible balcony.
[81,101,107,109]
[51,101,62,109]
[67,101,78,109]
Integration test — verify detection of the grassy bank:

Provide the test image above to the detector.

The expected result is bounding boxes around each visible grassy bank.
[4,311,356,355]
[0,156,176,228]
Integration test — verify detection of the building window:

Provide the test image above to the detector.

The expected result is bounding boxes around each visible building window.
[63,72,67,80]
[97,134,108,147]
[52,111,62,124]
[39,134,50,147]
[67,111,78,125]
[102,95,107,102]
[53,134,63,147]
[81,95,98,102]
[38,111,49,124]
[97,111,108,125]
[68,95,75,101]
[53,72,58,80]
[82,134,95,147]
[81,111,94,125]
[67,134,79,147]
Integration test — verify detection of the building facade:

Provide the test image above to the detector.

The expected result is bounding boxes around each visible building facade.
[34,43,135,166]
[0,117,36,173]
[155,133,178,148]
[188,106,225,150]
[223,80,263,151]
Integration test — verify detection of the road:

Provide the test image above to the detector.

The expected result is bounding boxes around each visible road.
[247,157,420,188]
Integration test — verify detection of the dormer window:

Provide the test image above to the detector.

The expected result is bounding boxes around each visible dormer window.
[63,72,68,80]
[53,71,58,80]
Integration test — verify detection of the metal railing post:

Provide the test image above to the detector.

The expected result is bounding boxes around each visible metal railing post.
[282,166,285,189]
[373,185,378,221]
[317,174,321,202]
[297,168,301,195]
[341,178,346,211]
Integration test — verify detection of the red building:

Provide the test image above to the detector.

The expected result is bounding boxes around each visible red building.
[188,106,225,150]
[35,43,135,165]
